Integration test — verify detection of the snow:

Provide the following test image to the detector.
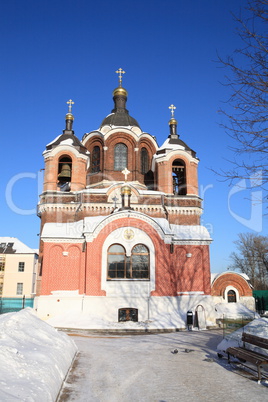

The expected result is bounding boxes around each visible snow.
[0,308,77,401]
[59,138,74,145]
[41,214,212,243]
[217,316,268,358]
[158,137,185,151]
[0,237,36,254]
[170,224,212,241]
[45,134,61,147]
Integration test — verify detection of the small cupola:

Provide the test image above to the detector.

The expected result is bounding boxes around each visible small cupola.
[100,68,141,129]
[45,100,88,155]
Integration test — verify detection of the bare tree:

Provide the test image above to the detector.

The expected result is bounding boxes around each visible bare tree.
[218,0,268,194]
[229,232,268,289]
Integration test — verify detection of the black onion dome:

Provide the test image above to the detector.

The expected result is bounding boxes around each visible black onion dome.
[100,86,141,129]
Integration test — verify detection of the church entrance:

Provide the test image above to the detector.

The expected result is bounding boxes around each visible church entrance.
[195,305,206,330]
[118,308,138,322]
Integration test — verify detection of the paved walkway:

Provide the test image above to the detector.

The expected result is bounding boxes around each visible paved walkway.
[58,330,268,401]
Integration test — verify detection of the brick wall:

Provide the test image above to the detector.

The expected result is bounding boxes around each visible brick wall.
[211,273,252,297]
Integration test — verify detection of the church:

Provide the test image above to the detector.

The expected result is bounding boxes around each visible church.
[34,69,216,327]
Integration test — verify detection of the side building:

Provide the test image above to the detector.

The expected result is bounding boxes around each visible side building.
[0,237,38,313]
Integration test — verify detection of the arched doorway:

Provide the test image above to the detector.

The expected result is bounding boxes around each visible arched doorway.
[195,305,206,330]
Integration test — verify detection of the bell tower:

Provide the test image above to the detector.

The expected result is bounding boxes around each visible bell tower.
[42,100,89,194]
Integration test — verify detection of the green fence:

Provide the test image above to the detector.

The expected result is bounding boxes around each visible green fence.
[253,290,268,314]
[0,297,34,314]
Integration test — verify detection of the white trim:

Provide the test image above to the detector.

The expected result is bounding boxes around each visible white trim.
[224,286,240,302]
[101,227,155,294]
[154,149,199,164]
[43,145,88,160]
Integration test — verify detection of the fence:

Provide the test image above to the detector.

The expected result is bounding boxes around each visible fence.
[0,297,34,314]
[217,315,255,338]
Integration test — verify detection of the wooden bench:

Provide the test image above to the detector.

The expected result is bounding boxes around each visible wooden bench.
[227,333,268,381]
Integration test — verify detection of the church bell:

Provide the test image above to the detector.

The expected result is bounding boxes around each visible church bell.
[58,164,71,180]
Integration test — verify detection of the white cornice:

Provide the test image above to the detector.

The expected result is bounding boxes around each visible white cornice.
[43,145,89,160]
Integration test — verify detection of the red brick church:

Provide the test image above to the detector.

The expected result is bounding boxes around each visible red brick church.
[34,70,253,327]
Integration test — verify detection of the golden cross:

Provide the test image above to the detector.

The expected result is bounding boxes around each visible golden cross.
[115,68,126,86]
[67,99,74,113]
[169,104,176,118]
[122,167,130,181]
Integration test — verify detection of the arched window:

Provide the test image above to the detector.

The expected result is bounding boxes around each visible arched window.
[114,143,127,171]
[141,147,149,174]
[91,146,100,173]
[227,290,237,303]
[172,159,186,195]
[131,244,149,278]
[58,156,72,192]
[107,244,126,279]
[107,244,149,279]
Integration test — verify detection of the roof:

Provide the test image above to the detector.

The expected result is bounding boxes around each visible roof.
[46,132,88,155]
[100,110,140,129]
[0,237,38,254]
[211,271,250,284]
[41,215,212,243]
[158,136,197,158]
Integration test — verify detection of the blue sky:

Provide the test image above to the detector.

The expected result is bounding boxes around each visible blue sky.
[0,0,267,272]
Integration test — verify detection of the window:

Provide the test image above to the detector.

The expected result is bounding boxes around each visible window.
[227,290,237,303]
[16,283,23,295]
[131,244,150,278]
[107,244,149,279]
[107,244,127,279]
[91,146,100,173]
[114,143,127,171]
[141,147,149,174]
[172,159,186,195]
[0,282,3,295]
[18,262,25,272]
[118,308,138,322]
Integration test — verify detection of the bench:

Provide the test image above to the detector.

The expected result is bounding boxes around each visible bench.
[226,333,268,382]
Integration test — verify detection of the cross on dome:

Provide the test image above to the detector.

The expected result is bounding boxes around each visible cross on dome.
[122,167,130,181]
[115,68,126,86]
[67,99,74,113]
[169,104,176,118]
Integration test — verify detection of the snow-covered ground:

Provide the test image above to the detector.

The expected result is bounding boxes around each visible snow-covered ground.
[1,304,266,402]
[0,308,77,401]
[59,329,268,401]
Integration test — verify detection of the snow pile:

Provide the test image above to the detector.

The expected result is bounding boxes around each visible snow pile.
[0,308,77,401]
[215,302,258,319]
[217,317,268,357]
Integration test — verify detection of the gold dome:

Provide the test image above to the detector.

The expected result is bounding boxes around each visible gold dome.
[169,117,177,125]
[65,113,74,121]
[113,86,128,97]
[121,185,131,195]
